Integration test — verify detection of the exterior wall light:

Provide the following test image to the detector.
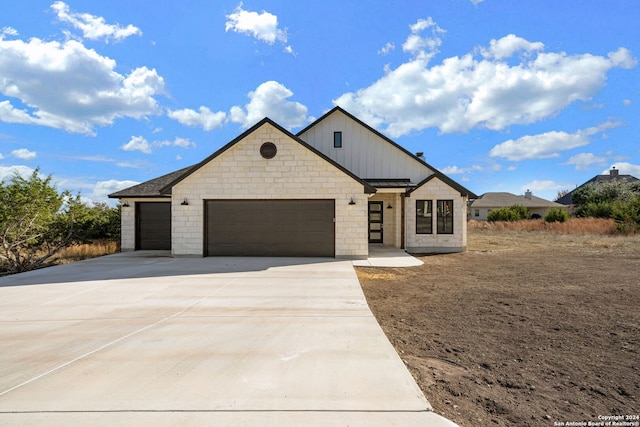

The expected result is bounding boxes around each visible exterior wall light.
[181,198,189,206]
[387,203,393,209]
[349,198,356,205]
[122,201,130,207]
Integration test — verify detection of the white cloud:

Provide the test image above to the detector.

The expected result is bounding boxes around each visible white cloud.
[480,34,544,60]
[120,136,196,154]
[0,165,37,181]
[520,180,574,193]
[333,21,637,137]
[378,42,395,56]
[170,137,196,149]
[2,27,18,37]
[51,1,142,42]
[607,162,640,178]
[489,121,622,161]
[470,0,485,4]
[623,99,632,106]
[92,179,139,200]
[402,18,445,61]
[11,148,37,160]
[167,106,227,131]
[230,81,310,130]
[0,36,165,134]
[440,164,484,174]
[121,136,152,154]
[564,152,607,171]
[225,3,291,53]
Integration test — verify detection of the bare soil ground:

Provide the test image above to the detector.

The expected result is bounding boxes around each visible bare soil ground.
[357,226,639,426]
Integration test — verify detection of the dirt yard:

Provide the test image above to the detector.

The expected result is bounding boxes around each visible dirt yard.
[357,226,639,426]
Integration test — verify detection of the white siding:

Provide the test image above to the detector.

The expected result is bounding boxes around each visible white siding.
[298,110,432,183]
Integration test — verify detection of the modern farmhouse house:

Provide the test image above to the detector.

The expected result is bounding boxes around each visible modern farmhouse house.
[109,107,476,258]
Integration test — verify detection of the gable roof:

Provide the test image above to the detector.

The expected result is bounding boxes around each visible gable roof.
[108,165,195,198]
[298,106,477,198]
[160,117,376,195]
[470,192,562,209]
[556,169,639,205]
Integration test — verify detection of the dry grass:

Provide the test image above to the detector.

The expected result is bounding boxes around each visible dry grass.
[468,217,619,235]
[53,240,119,264]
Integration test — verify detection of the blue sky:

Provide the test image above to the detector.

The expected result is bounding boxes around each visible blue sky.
[1,0,638,203]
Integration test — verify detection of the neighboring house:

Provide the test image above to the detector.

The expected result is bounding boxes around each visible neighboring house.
[109,107,476,258]
[469,191,563,220]
[556,167,639,205]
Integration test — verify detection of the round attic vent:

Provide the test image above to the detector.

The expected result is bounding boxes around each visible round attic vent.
[260,142,277,159]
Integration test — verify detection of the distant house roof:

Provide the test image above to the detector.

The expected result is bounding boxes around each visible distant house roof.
[556,168,639,205]
[108,166,195,198]
[470,192,561,209]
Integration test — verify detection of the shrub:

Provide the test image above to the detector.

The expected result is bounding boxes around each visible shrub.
[544,207,569,223]
[487,205,530,222]
[487,207,519,222]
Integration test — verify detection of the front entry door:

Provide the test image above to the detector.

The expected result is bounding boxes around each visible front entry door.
[368,201,383,243]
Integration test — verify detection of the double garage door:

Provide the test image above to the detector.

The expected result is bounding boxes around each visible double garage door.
[205,200,335,257]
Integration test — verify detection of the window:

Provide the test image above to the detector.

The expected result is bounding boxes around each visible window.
[474,208,479,217]
[333,131,342,148]
[415,200,432,234]
[437,200,454,234]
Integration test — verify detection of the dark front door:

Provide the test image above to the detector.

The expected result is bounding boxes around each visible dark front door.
[368,201,383,243]
[205,200,335,257]
[136,202,171,250]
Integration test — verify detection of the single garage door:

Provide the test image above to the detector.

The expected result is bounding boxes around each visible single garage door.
[206,200,335,257]
[136,202,171,250]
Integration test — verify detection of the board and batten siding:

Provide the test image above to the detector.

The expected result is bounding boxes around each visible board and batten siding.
[298,110,432,183]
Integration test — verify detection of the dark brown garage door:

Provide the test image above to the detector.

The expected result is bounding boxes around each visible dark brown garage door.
[206,200,335,257]
[136,202,171,250]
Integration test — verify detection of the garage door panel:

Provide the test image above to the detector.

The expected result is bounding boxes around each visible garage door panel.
[136,202,171,250]
[206,200,335,257]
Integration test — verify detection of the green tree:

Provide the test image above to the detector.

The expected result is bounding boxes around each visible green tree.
[0,170,82,274]
[72,202,121,241]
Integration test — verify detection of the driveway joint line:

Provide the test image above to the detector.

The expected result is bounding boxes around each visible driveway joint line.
[0,274,245,398]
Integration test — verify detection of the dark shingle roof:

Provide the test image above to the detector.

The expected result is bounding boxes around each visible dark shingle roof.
[556,171,639,205]
[108,166,195,199]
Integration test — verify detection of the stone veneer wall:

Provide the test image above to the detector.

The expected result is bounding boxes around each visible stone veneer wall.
[171,123,369,258]
[405,178,468,253]
[119,198,170,251]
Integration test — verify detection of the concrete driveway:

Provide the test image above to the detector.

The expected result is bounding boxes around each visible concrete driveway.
[0,252,457,426]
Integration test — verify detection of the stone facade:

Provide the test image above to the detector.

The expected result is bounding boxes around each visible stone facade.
[119,197,169,251]
[171,123,369,258]
[111,108,476,258]
[405,178,468,253]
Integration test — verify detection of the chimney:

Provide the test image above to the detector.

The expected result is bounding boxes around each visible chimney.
[525,189,532,200]
[610,166,619,177]
[416,152,425,161]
